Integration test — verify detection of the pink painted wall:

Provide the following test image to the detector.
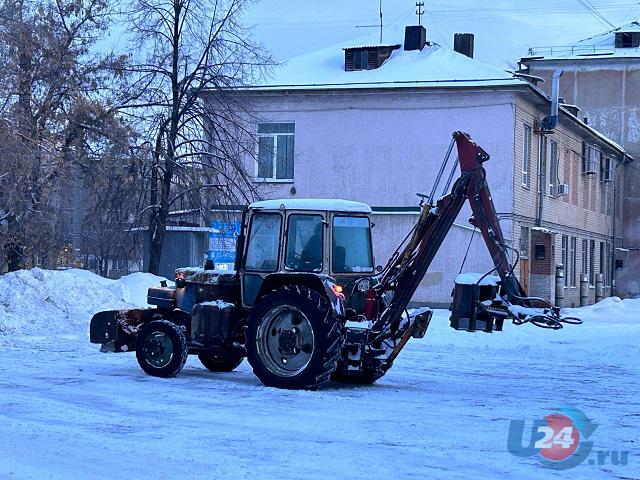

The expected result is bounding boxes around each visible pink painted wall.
[243,88,518,304]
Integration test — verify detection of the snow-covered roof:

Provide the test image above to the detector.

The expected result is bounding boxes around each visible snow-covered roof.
[249,198,372,213]
[525,20,640,60]
[248,31,526,91]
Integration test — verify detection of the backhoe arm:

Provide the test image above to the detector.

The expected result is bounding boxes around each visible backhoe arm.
[371,132,579,347]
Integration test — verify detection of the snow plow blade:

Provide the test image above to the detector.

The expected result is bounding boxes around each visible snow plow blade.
[89,309,148,352]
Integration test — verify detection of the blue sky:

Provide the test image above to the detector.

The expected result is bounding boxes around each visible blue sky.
[243,0,640,67]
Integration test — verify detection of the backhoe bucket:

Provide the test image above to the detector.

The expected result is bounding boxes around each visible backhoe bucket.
[450,282,504,333]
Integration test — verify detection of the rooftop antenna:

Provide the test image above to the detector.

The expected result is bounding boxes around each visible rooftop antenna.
[416,2,424,26]
[355,0,384,43]
[379,0,383,43]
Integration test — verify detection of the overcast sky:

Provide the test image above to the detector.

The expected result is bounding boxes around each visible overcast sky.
[243,0,639,68]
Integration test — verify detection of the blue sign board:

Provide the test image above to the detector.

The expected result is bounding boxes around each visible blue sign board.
[208,220,241,270]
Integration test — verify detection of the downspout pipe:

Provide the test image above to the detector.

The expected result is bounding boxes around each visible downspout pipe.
[611,153,625,297]
[541,69,563,130]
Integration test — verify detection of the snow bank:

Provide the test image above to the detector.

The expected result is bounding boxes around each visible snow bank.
[562,296,640,323]
[0,268,169,337]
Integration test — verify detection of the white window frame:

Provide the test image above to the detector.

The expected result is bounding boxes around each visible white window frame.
[570,236,577,287]
[600,155,614,182]
[549,140,559,197]
[255,122,295,182]
[583,144,598,174]
[522,124,532,188]
[561,235,569,287]
[582,238,589,281]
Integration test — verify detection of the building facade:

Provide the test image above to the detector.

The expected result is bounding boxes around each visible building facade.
[206,26,631,306]
[520,21,640,298]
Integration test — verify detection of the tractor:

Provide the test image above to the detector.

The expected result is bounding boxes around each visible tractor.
[90,132,580,389]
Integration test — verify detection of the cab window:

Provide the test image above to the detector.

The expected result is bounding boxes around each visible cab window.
[245,213,281,271]
[285,214,323,272]
[332,216,373,273]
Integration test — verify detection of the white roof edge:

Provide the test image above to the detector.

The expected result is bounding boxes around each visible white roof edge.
[235,78,524,91]
[249,198,372,213]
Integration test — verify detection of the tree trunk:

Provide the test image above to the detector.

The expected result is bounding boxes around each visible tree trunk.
[6,242,24,272]
[147,211,166,275]
[147,167,171,275]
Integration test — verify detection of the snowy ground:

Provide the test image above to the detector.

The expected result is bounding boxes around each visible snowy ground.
[0,269,638,479]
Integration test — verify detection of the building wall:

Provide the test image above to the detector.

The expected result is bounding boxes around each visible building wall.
[143,230,209,280]
[522,58,640,298]
[214,86,622,307]
[511,95,621,306]
[241,89,517,305]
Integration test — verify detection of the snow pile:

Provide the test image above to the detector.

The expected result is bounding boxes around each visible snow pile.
[0,268,168,337]
[562,296,640,323]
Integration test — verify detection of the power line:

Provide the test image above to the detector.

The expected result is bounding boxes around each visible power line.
[574,0,616,29]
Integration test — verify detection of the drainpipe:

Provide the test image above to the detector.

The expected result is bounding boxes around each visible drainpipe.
[536,137,546,227]
[611,153,625,297]
[537,69,562,226]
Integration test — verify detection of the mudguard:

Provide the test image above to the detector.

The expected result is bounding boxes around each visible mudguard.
[255,273,346,318]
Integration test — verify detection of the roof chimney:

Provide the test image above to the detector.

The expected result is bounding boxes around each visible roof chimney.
[453,33,474,58]
[404,25,427,51]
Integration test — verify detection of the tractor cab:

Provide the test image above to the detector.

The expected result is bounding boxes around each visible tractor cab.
[240,199,376,309]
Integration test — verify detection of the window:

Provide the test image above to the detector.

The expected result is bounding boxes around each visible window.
[600,155,614,182]
[538,136,547,195]
[354,49,369,69]
[332,216,374,273]
[256,123,295,180]
[520,226,530,258]
[599,241,606,285]
[582,239,589,281]
[245,213,282,271]
[570,236,577,287]
[562,235,569,286]
[615,31,640,48]
[589,239,595,285]
[605,242,611,285]
[582,143,598,174]
[549,140,559,196]
[285,214,323,272]
[522,125,531,187]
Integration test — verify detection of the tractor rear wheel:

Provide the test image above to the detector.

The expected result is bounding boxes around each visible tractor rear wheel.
[135,320,188,378]
[198,350,244,372]
[246,285,342,390]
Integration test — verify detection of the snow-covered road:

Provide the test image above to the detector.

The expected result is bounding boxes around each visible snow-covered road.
[0,270,638,479]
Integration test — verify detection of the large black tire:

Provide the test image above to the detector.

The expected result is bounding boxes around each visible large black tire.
[198,350,244,372]
[135,320,188,378]
[246,285,343,390]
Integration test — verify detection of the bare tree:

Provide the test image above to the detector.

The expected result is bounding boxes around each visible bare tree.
[122,0,272,274]
[0,0,126,270]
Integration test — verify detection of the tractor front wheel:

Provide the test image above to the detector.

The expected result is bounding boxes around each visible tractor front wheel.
[135,320,188,378]
[246,286,342,390]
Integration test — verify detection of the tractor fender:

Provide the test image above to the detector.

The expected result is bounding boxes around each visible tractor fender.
[255,273,345,318]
